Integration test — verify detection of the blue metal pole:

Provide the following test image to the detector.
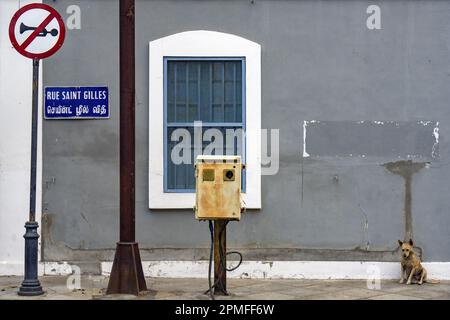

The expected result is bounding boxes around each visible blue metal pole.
[18,58,44,296]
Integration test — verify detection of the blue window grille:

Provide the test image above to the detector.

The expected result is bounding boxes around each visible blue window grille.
[164,57,246,192]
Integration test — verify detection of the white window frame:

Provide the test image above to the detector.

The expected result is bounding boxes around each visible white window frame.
[149,30,261,209]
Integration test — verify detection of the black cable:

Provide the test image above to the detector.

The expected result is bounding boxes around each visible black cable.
[218,221,243,272]
[207,220,215,300]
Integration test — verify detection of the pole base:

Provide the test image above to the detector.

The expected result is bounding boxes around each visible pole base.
[18,221,44,296]
[106,242,147,295]
[18,279,44,296]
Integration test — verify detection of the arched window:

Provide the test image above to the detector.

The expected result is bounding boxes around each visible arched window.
[149,31,261,209]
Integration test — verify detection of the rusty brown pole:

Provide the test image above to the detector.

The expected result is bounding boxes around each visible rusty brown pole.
[106,0,147,295]
[119,0,135,244]
[214,220,227,295]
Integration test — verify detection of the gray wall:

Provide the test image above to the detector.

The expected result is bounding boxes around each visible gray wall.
[42,0,450,263]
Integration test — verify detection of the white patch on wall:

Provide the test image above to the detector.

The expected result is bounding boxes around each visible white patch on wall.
[432,122,439,159]
[302,121,310,158]
[302,120,439,160]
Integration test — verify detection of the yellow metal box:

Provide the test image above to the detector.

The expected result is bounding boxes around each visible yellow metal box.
[195,155,244,221]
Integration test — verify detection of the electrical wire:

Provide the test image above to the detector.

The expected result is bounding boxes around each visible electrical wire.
[207,220,215,300]
[218,221,243,272]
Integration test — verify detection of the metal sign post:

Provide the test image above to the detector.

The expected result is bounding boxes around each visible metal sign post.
[19,58,42,296]
[9,3,65,296]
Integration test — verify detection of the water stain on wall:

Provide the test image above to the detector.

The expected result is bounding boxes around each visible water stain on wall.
[383,160,427,242]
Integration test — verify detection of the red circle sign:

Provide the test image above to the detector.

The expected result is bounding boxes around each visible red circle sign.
[9,3,65,59]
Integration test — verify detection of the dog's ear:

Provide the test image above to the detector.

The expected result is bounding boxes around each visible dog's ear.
[409,239,413,246]
[398,240,403,246]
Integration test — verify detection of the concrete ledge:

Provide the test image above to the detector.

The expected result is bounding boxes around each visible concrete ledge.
[0,262,30,276]
[0,261,74,276]
[2,261,449,280]
[101,261,450,280]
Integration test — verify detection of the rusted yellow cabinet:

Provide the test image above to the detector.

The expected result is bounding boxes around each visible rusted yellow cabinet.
[194,155,244,221]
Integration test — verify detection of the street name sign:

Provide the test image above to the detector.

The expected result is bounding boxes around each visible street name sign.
[45,86,110,119]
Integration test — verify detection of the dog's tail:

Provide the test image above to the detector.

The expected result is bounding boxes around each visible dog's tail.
[425,279,440,284]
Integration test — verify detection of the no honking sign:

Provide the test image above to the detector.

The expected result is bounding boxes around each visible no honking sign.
[9,3,65,59]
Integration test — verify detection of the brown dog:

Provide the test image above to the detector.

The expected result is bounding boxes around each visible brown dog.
[398,239,427,285]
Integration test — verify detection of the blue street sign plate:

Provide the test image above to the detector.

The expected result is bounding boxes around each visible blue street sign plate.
[44,86,109,119]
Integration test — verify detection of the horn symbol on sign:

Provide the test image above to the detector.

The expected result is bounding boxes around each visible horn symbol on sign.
[20,22,58,37]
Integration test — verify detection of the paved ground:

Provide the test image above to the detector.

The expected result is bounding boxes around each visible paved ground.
[0,276,449,300]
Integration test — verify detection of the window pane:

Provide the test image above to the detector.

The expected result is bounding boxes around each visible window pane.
[167,62,175,122]
[166,126,244,190]
[167,60,243,123]
[235,64,243,122]
[175,62,187,122]
[199,63,211,121]
[165,59,245,191]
